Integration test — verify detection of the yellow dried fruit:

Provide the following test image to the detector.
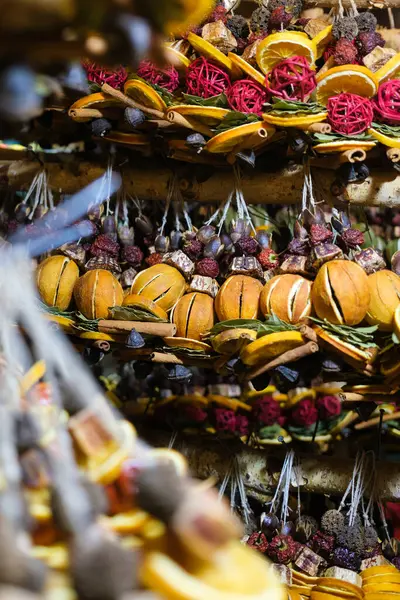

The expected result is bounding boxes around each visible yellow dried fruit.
[240,331,304,366]
[260,274,312,324]
[74,269,123,319]
[172,292,214,341]
[211,328,257,354]
[215,275,263,321]
[36,255,79,311]
[131,264,186,312]
[123,293,168,321]
[312,260,370,326]
[366,270,400,331]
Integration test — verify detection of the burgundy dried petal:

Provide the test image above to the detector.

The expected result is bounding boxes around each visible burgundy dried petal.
[123,245,144,267]
[341,228,365,249]
[310,224,333,246]
[90,234,120,257]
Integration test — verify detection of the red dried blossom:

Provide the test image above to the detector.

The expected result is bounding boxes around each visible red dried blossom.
[226,79,268,115]
[356,31,385,57]
[196,258,220,278]
[247,532,269,553]
[334,38,358,66]
[137,61,179,92]
[268,6,293,31]
[327,93,374,135]
[310,530,335,557]
[324,43,336,63]
[214,408,237,433]
[184,239,204,260]
[316,395,341,420]
[267,535,296,564]
[90,234,120,257]
[146,252,163,266]
[310,224,333,246]
[341,228,365,249]
[265,55,316,102]
[374,79,400,125]
[257,248,279,269]
[253,396,281,426]
[292,399,318,427]
[84,62,127,89]
[122,245,144,267]
[235,414,249,436]
[208,5,228,23]
[235,236,259,255]
[186,57,231,98]
[183,405,207,423]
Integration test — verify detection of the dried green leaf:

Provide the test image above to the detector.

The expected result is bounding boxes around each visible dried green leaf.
[264,97,325,115]
[109,305,167,323]
[214,111,260,133]
[182,93,228,107]
[309,316,378,349]
[371,122,400,138]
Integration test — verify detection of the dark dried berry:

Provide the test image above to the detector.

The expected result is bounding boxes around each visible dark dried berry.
[310,224,333,246]
[90,234,120,257]
[235,236,259,256]
[227,15,250,39]
[257,248,279,269]
[196,258,220,278]
[356,12,377,33]
[122,245,144,267]
[341,228,364,249]
[268,6,293,31]
[334,38,358,65]
[124,107,146,128]
[356,31,385,57]
[91,118,112,137]
[184,239,204,260]
[146,252,163,266]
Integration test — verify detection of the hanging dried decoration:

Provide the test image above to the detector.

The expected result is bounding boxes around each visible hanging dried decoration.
[226,79,268,115]
[265,56,316,102]
[327,92,374,135]
[137,60,180,92]
[374,79,400,124]
[186,57,231,98]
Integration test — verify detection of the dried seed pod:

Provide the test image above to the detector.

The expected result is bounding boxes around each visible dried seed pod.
[165,364,193,382]
[124,107,146,128]
[135,215,153,235]
[126,329,145,349]
[382,538,399,560]
[170,230,183,250]
[172,292,214,340]
[366,270,400,330]
[154,234,170,254]
[312,260,370,325]
[74,269,123,319]
[215,275,263,320]
[91,118,112,137]
[220,233,234,253]
[203,235,224,259]
[37,255,79,311]
[14,202,30,222]
[102,215,117,236]
[117,224,135,247]
[255,230,271,249]
[260,274,312,324]
[197,225,216,245]
[131,264,186,311]
[186,133,206,150]
[230,218,251,243]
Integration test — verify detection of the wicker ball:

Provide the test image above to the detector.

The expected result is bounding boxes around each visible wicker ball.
[226,79,268,115]
[137,60,180,93]
[327,93,374,135]
[186,57,231,98]
[265,56,316,102]
[374,80,400,125]
[83,62,127,90]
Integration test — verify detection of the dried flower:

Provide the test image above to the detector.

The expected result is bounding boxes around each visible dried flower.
[291,399,318,427]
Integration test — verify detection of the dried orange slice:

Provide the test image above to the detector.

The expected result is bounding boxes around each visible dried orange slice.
[375,53,400,83]
[228,52,266,86]
[101,131,150,146]
[211,328,257,354]
[313,140,376,154]
[25,488,51,523]
[263,111,327,129]
[187,32,235,76]
[168,105,230,126]
[149,448,188,476]
[364,584,400,594]
[166,0,215,36]
[32,544,68,571]
[256,32,317,74]
[45,313,75,333]
[79,331,115,341]
[165,44,191,70]
[124,79,167,112]
[368,126,400,149]
[69,92,125,122]
[207,395,251,412]
[205,121,275,154]
[362,566,398,579]
[163,337,212,353]
[313,24,333,59]
[141,540,285,600]
[101,509,149,535]
[315,65,378,106]
[121,293,169,321]
[240,331,304,366]
[316,578,363,599]
[87,420,137,485]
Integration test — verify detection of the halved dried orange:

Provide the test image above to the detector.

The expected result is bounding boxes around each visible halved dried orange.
[240,331,304,366]
[263,111,327,129]
[375,53,400,83]
[141,540,285,600]
[315,65,378,106]
[163,337,212,353]
[316,578,363,600]
[187,32,235,76]
[364,584,400,594]
[168,105,230,126]
[368,126,400,149]
[206,121,275,154]
[165,44,191,70]
[256,32,317,74]
[313,140,376,154]
[124,79,167,112]
[228,52,266,86]
[69,92,125,122]
[362,566,398,579]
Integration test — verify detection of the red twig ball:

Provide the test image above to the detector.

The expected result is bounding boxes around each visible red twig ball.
[84,62,127,89]
[186,57,231,98]
[265,55,317,102]
[374,79,400,124]
[137,60,180,92]
[327,92,374,135]
[226,79,268,115]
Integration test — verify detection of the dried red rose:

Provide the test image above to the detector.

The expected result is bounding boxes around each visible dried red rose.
[247,532,269,553]
[90,234,120,257]
[122,245,144,267]
[309,224,333,246]
[196,258,220,278]
[257,248,279,269]
[267,534,296,564]
[214,408,236,433]
[253,396,282,426]
[341,228,365,249]
[235,236,259,256]
[317,395,341,420]
[291,399,318,427]
[146,252,163,266]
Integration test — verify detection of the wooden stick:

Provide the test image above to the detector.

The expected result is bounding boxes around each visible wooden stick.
[101,82,165,119]
[305,123,332,134]
[166,111,213,138]
[339,148,367,164]
[355,410,400,431]
[97,320,176,337]
[387,147,400,164]
[299,325,318,343]
[245,341,319,381]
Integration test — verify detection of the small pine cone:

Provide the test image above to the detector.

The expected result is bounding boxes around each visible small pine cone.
[332,16,358,41]
[247,532,269,553]
[309,224,333,246]
[257,248,279,269]
[122,245,144,267]
[146,252,163,267]
[184,239,204,260]
[90,234,120,258]
[341,228,365,249]
[196,258,220,278]
[235,236,259,256]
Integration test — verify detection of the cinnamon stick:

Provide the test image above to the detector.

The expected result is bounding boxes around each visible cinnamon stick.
[299,325,318,343]
[245,341,318,381]
[98,320,176,337]
[101,82,165,119]
[355,410,400,431]
[166,111,213,138]
[68,107,122,120]
[341,392,399,403]
[305,122,332,134]
[339,148,367,164]
[92,340,111,352]
[387,147,400,164]
[151,352,184,365]
[227,128,269,164]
